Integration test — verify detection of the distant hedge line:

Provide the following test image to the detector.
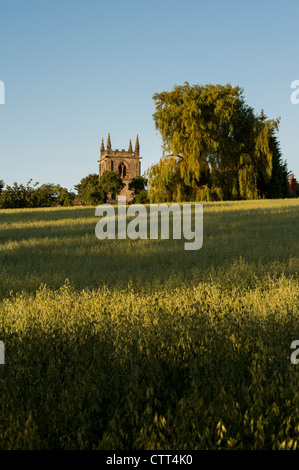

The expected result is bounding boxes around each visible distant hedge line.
[0,180,75,208]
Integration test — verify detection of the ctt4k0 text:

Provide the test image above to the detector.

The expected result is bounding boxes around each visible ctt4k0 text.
[106,454,193,466]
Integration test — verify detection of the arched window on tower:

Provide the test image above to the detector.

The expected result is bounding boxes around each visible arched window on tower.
[111,160,114,171]
[118,162,126,178]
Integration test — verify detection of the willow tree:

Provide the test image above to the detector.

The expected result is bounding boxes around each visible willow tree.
[149,82,281,201]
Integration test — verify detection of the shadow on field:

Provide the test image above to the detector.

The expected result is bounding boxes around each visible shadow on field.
[1,325,200,449]
[1,308,299,450]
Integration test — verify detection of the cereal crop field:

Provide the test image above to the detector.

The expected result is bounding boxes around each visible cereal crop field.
[0,199,298,449]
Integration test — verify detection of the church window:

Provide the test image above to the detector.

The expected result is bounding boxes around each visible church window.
[118,162,126,178]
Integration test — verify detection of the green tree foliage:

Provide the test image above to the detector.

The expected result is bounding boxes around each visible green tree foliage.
[128,175,149,203]
[0,180,4,194]
[262,134,290,199]
[149,83,288,201]
[0,180,75,209]
[35,184,75,207]
[98,170,125,200]
[75,174,106,206]
[56,186,76,206]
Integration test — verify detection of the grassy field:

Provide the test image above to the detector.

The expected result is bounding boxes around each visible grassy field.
[0,199,298,449]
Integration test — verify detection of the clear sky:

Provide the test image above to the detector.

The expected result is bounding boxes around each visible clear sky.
[0,0,298,190]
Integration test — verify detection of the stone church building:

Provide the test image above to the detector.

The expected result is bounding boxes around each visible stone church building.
[98,134,141,202]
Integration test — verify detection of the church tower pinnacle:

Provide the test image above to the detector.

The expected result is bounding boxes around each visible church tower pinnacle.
[107,133,111,150]
[135,134,140,154]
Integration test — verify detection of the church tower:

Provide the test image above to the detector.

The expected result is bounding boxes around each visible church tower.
[98,134,141,202]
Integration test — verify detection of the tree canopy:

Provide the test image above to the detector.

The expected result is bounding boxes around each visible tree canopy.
[98,170,125,198]
[128,175,148,203]
[75,173,106,206]
[75,172,125,205]
[0,180,75,209]
[148,82,289,202]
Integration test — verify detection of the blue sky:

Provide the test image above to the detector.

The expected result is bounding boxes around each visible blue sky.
[0,0,298,190]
